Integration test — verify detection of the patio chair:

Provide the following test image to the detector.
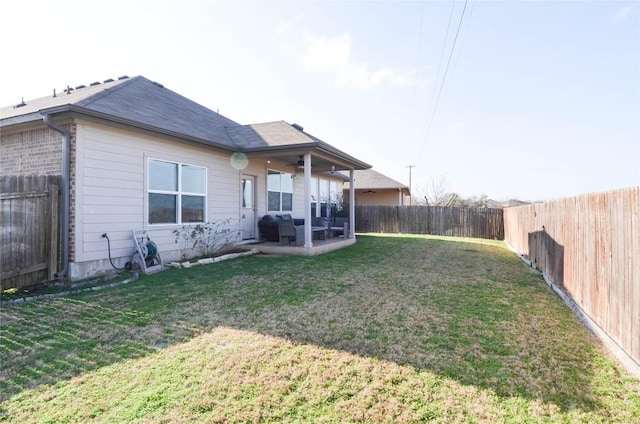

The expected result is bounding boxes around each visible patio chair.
[278,219,304,246]
[311,217,329,240]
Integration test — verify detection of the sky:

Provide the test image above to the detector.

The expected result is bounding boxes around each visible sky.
[1,0,638,201]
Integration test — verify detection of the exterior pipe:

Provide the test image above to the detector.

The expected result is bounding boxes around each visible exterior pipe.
[43,114,69,279]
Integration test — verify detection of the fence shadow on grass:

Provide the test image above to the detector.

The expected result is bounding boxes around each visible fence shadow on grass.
[0,235,629,417]
[245,236,605,413]
[527,229,564,286]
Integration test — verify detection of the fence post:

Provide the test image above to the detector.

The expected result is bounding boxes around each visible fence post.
[48,185,59,280]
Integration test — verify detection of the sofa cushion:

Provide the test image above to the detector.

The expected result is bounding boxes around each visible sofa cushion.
[312,217,329,228]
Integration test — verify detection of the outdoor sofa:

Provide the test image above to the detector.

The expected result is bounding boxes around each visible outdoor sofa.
[258,214,340,243]
[258,214,304,242]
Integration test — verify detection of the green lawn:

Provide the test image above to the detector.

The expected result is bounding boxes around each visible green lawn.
[1,235,639,423]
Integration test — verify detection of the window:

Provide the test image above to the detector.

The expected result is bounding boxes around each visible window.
[148,159,206,224]
[309,178,341,217]
[319,179,329,217]
[242,178,253,209]
[310,177,318,217]
[330,180,340,216]
[267,170,293,212]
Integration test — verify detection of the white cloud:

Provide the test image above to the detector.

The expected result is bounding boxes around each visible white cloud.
[300,33,351,72]
[277,12,305,35]
[299,33,413,90]
[611,4,637,24]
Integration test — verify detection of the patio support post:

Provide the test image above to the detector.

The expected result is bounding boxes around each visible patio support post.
[304,152,313,248]
[349,169,355,239]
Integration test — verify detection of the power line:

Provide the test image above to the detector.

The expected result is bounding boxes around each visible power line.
[418,0,470,161]
[414,1,454,156]
[449,0,477,87]
[432,1,456,107]
[410,1,425,127]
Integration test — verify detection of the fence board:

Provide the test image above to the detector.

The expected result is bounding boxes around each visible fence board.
[631,188,640,363]
[0,175,61,290]
[355,205,504,240]
[503,186,640,371]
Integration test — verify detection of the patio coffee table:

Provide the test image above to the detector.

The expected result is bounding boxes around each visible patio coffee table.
[328,226,345,238]
[311,226,327,240]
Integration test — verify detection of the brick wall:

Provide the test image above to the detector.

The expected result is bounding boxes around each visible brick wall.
[1,123,77,263]
[0,127,64,176]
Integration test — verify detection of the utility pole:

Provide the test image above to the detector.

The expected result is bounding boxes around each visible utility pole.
[405,165,416,206]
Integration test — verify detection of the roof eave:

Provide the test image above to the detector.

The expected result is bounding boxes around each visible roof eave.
[316,145,371,170]
[241,141,322,154]
[243,142,371,170]
[0,111,45,127]
[3,105,372,170]
[37,105,239,153]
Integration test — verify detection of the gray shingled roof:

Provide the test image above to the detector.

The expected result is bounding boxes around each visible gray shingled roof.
[225,121,313,149]
[1,77,131,119]
[344,169,409,190]
[1,76,241,149]
[73,77,242,147]
[1,76,371,169]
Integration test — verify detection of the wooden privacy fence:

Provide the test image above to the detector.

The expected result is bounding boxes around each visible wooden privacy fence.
[503,186,640,372]
[355,205,504,239]
[1,175,60,290]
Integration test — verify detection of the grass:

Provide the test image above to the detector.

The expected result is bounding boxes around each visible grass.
[0,273,138,303]
[1,234,639,423]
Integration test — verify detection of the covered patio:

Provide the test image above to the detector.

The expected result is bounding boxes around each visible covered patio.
[236,235,356,256]
[227,121,371,251]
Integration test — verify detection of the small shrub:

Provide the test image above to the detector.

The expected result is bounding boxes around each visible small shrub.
[173,219,237,260]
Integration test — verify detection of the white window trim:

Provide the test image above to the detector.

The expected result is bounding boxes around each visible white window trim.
[311,177,319,217]
[310,177,341,218]
[147,158,207,225]
[267,169,294,213]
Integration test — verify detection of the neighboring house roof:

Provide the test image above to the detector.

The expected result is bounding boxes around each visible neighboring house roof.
[343,169,410,193]
[1,76,371,170]
[487,198,532,208]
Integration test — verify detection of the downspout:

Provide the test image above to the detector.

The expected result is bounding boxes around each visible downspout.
[43,114,69,279]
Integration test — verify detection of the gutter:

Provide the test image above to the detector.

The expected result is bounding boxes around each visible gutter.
[42,114,69,279]
[243,143,372,170]
[40,104,238,154]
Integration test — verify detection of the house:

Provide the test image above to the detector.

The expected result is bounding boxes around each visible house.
[0,76,370,280]
[343,169,410,206]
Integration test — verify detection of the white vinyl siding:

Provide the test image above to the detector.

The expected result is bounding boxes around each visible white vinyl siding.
[73,122,241,276]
